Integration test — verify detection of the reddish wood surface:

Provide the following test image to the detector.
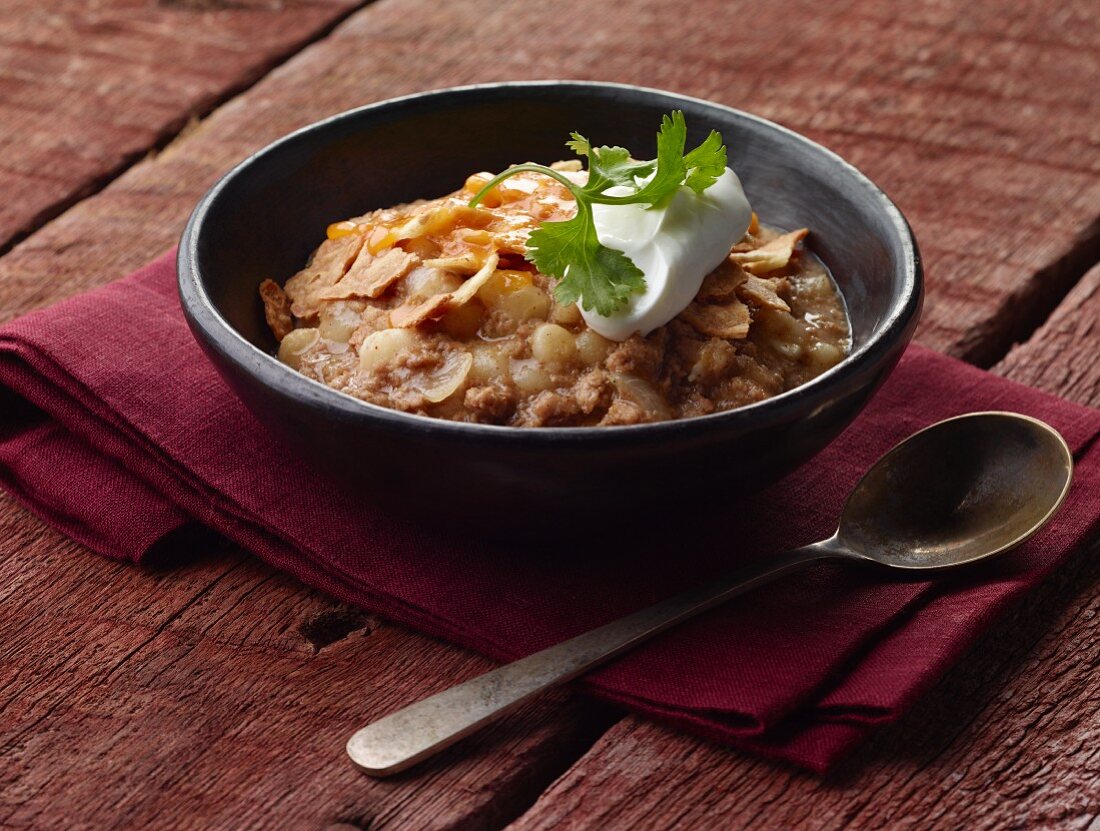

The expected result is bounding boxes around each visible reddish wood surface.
[0,0,1097,828]
[0,508,614,829]
[0,0,364,255]
[0,0,1097,365]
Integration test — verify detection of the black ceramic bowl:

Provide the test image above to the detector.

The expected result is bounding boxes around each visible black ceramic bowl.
[179,82,922,533]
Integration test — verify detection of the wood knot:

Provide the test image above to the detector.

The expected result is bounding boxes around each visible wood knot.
[298,606,374,652]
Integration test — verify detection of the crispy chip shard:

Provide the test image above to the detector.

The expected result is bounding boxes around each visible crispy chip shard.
[680,300,751,340]
[390,252,500,328]
[697,260,750,302]
[423,253,484,273]
[258,279,294,341]
[729,228,808,275]
[736,275,791,312]
[320,248,420,300]
[390,202,494,242]
[284,234,364,319]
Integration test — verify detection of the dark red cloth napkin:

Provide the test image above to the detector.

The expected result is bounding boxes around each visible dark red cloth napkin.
[1,250,1098,772]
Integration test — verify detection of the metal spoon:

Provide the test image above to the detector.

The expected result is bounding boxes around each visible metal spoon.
[347,411,1073,776]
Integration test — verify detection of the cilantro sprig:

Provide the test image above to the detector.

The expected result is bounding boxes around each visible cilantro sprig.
[469,111,727,316]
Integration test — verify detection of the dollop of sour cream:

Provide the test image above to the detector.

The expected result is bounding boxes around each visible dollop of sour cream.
[582,168,752,341]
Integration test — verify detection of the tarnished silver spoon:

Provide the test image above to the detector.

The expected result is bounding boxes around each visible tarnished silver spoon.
[347,411,1073,776]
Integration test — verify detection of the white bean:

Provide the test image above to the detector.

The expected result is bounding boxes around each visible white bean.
[806,341,842,369]
[318,302,361,343]
[550,302,582,326]
[468,344,511,384]
[575,329,613,364]
[405,267,462,299]
[511,359,554,393]
[359,328,419,372]
[497,285,551,326]
[531,323,577,365]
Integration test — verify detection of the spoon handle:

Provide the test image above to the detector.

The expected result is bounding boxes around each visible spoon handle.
[346,539,839,776]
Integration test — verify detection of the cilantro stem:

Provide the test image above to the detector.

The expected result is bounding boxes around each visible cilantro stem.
[469,164,582,207]
[468,162,666,208]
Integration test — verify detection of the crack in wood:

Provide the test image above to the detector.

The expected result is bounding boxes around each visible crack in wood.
[959,213,1100,368]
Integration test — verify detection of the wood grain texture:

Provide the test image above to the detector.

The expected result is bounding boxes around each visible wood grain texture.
[0,0,364,254]
[0,0,1097,363]
[0,0,1098,828]
[0,499,614,830]
[507,282,1100,831]
[995,262,1100,407]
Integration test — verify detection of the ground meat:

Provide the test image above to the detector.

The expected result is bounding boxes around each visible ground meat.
[599,398,648,426]
[574,370,614,414]
[464,384,515,422]
[526,391,582,426]
[606,333,665,379]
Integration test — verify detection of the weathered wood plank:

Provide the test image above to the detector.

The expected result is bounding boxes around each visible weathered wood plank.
[0,496,615,830]
[0,0,1098,828]
[0,0,1097,363]
[995,262,1100,407]
[0,0,365,254]
[507,269,1100,830]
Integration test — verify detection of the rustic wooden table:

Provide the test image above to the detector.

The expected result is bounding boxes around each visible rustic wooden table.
[1,1,1098,828]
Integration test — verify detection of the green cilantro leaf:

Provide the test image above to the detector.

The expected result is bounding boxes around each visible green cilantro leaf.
[565,132,591,156]
[567,133,653,192]
[526,201,645,316]
[683,129,727,193]
[469,111,728,315]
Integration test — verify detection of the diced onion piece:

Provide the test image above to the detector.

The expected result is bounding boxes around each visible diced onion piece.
[277,327,320,369]
[413,351,474,403]
[611,372,671,420]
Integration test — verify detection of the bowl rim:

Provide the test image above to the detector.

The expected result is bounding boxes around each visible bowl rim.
[179,79,923,444]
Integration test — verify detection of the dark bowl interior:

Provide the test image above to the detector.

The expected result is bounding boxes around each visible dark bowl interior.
[179,82,922,535]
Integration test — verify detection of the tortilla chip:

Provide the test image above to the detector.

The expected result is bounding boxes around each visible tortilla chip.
[550,159,583,172]
[320,248,420,301]
[258,279,294,341]
[736,275,791,312]
[391,253,500,328]
[697,260,750,302]
[284,234,364,319]
[680,299,751,340]
[390,202,494,243]
[423,253,485,273]
[729,228,808,275]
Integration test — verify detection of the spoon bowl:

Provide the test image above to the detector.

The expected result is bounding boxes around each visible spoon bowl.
[839,412,1074,570]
